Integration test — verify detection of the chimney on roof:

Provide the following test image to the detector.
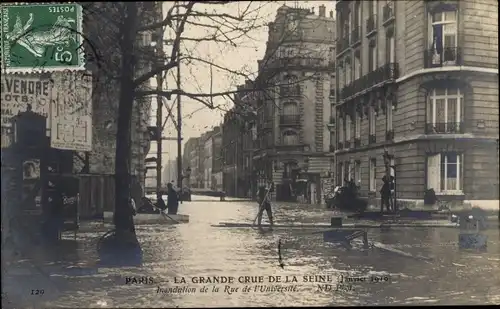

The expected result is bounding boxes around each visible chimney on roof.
[319,5,326,17]
[330,10,334,18]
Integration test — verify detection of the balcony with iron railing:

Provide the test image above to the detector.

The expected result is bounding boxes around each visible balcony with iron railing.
[366,14,377,36]
[351,26,361,46]
[382,1,395,25]
[264,57,331,72]
[424,47,462,68]
[340,63,400,101]
[280,115,301,126]
[344,140,351,149]
[337,142,344,149]
[425,122,464,134]
[354,138,361,148]
[329,144,335,152]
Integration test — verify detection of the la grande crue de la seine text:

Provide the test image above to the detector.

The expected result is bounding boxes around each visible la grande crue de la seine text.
[173,275,335,284]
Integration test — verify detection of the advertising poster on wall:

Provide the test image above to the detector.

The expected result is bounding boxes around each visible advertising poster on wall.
[0,75,52,128]
[50,71,93,151]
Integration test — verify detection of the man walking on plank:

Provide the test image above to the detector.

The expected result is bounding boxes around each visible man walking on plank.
[256,181,274,228]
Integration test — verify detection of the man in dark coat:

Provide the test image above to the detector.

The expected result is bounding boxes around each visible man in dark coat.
[256,182,274,227]
[380,176,392,213]
[166,183,179,214]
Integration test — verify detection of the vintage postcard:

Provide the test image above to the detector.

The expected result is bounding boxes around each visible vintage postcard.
[1,1,499,308]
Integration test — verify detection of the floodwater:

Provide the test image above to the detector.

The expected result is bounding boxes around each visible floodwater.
[10,197,500,307]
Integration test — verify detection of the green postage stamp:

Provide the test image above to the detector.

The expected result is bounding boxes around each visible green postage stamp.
[1,3,85,72]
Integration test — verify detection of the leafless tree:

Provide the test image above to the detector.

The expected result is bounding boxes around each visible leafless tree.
[82,1,334,258]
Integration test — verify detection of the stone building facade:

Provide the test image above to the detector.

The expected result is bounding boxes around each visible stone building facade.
[182,137,200,188]
[221,109,242,196]
[253,5,336,203]
[211,127,223,192]
[84,2,160,189]
[334,0,498,210]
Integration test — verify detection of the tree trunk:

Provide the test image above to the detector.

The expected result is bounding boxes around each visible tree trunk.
[114,2,138,235]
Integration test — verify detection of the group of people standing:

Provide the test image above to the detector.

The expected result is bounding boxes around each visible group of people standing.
[132,182,181,215]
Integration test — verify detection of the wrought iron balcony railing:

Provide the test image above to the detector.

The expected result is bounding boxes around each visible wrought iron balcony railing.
[426,122,464,134]
[338,142,344,149]
[340,62,399,101]
[351,26,361,45]
[329,144,335,152]
[354,138,361,148]
[366,14,377,35]
[280,115,301,126]
[424,47,462,68]
[382,1,395,24]
[386,130,394,141]
[344,140,351,149]
[369,134,376,144]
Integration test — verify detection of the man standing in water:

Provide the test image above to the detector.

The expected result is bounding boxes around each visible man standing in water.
[166,182,180,214]
[257,181,274,228]
[380,176,392,213]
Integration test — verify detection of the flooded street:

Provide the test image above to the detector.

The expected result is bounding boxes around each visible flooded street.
[6,197,500,308]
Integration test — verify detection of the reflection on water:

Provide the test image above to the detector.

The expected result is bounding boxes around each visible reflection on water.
[18,201,500,307]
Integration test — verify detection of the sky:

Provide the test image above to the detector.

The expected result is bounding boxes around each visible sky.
[148,1,335,164]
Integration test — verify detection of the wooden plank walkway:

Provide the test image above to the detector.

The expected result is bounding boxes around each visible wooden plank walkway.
[212,221,459,229]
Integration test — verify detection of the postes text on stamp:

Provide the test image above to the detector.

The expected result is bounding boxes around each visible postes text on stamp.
[1,3,85,72]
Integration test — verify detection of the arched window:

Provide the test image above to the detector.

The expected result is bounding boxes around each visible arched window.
[283,101,299,115]
[282,130,299,145]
